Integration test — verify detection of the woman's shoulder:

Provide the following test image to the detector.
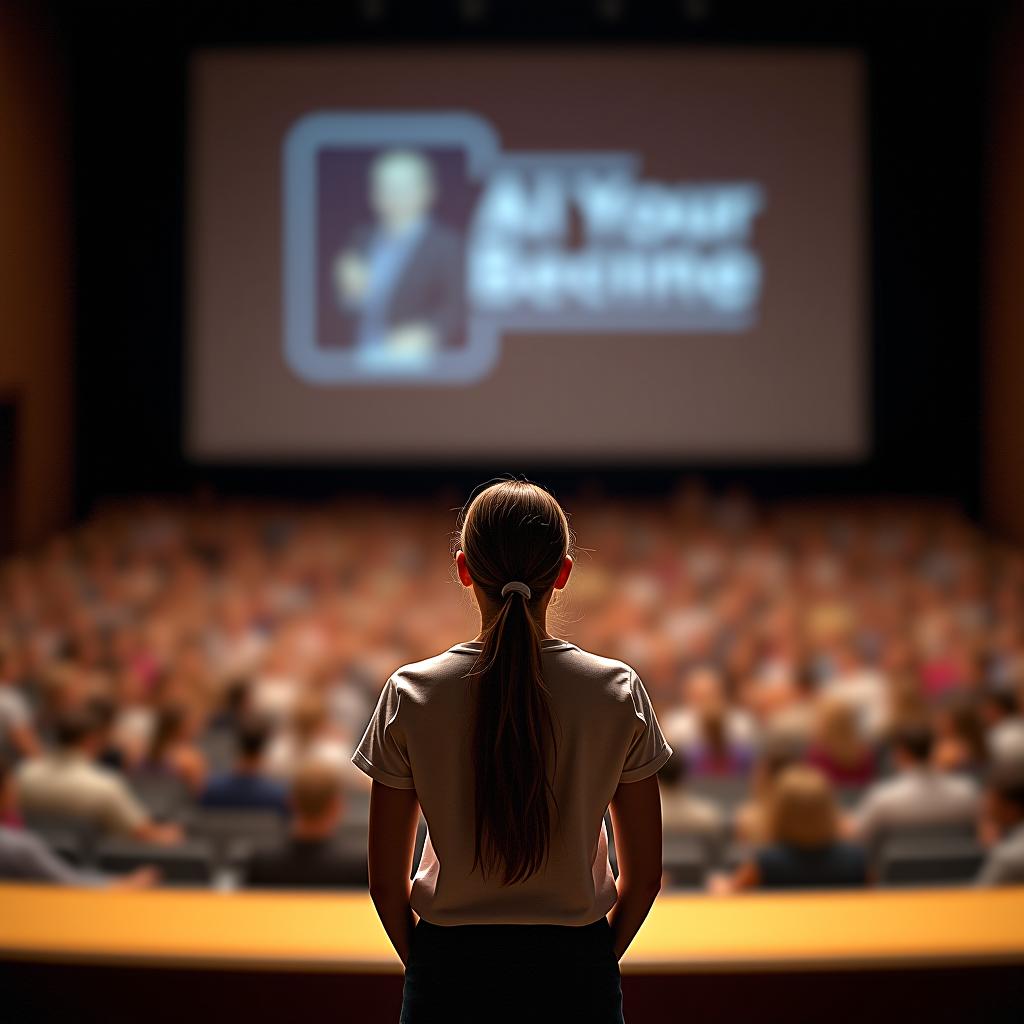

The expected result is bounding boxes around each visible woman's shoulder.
[387,641,639,702]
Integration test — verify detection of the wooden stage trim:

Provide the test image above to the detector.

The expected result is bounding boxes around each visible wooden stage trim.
[1,885,1023,973]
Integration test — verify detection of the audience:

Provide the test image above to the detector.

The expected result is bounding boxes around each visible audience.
[0,490,1021,890]
[244,758,367,889]
[199,716,289,818]
[0,757,158,887]
[15,707,182,844]
[851,724,979,849]
[715,765,869,892]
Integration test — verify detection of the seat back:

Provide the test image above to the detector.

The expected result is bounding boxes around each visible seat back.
[96,838,215,885]
[879,835,985,887]
[21,813,99,867]
[662,833,710,889]
[128,771,192,822]
[189,808,286,866]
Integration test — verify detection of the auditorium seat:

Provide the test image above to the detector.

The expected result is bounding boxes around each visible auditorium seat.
[188,809,286,867]
[662,834,710,889]
[96,838,215,885]
[22,814,98,867]
[689,777,749,814]
[878,836,985,887]
[197,729,238,776]
[332,819,370,860]
[867,821,979,869]
[128,772,192,822]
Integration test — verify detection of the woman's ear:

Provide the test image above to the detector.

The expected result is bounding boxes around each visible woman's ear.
[455,549,474,588]
[554,554,574,591]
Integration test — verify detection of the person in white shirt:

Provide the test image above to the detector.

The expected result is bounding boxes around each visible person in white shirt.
[352,480,671,1023]
[16,707,182,845]
[0,756,157,888]
[851,723,979,848]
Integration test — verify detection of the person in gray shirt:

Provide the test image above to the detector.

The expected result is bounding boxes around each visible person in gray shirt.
[0,757,157,888]
[850,724,979,849]
[977,760,1024,886]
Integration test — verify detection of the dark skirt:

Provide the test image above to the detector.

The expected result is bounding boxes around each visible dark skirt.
[399,915,625,1023]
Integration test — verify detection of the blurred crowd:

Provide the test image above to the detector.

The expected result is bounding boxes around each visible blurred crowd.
[1,483,1024,891]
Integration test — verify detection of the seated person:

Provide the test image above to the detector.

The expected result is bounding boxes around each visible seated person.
[135,702,207,796]
[714,764,869,892]
[199,716,289,818]
[733,732,804,845]
[807,693,876,787]
[663,666,757,777]
[850,723,979,849]
[976,757,1024,886]
[0,756,157,888]
[656,751,722,836]
[15,706,182,845]
[244,758,367,889]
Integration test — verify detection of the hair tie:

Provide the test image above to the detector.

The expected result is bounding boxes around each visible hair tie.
[500,581,532,600]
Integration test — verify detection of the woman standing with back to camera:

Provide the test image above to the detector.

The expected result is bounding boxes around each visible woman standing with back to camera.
[352,479,672,1022]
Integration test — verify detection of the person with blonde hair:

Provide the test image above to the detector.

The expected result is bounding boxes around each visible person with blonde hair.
[807,693,876,787]
[715,764,869,892]
[266,690,350,781]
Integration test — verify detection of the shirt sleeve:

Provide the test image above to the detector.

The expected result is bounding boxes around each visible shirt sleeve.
[6,830,96,886]
[619,670,674,784]
[351,676,416,790]
[101,778,149,836]
[975,847,1024,887]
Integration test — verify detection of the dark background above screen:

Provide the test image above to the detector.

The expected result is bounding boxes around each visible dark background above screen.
[57,1,997,513]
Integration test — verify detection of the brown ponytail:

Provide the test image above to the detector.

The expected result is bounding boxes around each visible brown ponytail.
[456,479,572,885]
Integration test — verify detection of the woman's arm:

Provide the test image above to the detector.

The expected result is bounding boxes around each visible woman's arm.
[367,779,422,967]
[607,773,664,961]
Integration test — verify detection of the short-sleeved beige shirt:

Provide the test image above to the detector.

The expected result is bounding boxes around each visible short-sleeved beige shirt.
[15,752,148,837]
[352,639,673,926]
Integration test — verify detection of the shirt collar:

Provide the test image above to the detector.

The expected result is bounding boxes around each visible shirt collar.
[449,639,575,655]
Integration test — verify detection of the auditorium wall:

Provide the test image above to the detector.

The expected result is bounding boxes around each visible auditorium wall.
[984,3,1024,546]
[0,1,72,548]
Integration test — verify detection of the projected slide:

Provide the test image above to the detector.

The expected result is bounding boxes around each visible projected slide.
[284,112,764,384]
[189,49,865,459]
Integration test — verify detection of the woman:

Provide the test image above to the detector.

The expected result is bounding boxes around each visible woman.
[265,690,350,780]
[717,764,869,892]
[807,693,876,787]
[732,731,803,845]
[137,702,207,796]
[351,480,672,1023]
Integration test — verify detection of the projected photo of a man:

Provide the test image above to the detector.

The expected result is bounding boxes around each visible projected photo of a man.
[331,149,464,370]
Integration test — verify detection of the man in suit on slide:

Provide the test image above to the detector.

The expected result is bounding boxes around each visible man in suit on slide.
[333,149,463,371]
